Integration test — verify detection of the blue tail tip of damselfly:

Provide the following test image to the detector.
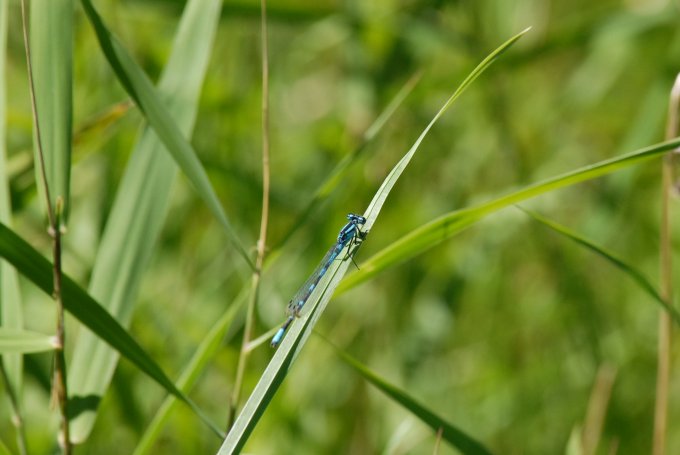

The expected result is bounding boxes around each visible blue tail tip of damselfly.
[271,327,286,348]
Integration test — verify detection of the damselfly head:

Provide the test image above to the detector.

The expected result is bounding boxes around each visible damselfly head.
[347,213,366,225]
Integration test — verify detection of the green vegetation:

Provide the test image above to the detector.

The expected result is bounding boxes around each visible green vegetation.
[1,0,679,454]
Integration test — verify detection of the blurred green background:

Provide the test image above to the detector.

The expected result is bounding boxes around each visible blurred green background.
[3,0,680,453]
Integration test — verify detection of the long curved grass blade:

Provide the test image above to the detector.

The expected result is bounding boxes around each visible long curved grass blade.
[0,0,25,405]
[519,207,680,324]
[68,0,226,442]
[79,0,254,270]
[273,71,423,250]
[30,0,73,224]
[361,27,531,233]
[217,30,529,455]
[0,222,224,438]
[336,348,494,455]
[338,136,680,293]
[0,329,56,354]
[133,294,245,455]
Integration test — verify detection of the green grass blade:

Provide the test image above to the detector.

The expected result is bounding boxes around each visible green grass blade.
[273,71,423,250]
[30,0,73,223]
[0,222,224,439]
[79,0,254,270]
[361,27,531,233]
[519,207,680,324]
[218,30,528,454]
[68,0,226,442]
[133,295,245,455]
[336,348,494,455]
[0,0,25,412]
[338,137,680,293]
[0,329,56,354]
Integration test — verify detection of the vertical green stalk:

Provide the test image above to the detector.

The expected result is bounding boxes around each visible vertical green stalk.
[228,0,271,428]
[653,73,680,455]
[19,0,71,452]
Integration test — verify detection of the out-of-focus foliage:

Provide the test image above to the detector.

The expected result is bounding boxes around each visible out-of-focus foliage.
[1,0,680,453]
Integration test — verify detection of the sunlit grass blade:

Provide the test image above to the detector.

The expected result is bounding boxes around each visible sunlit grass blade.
[79,0,254,270]
[0,222,224,438]
[30,0,73,224]
[218,30,528,454]
[519,207,680,323]
[338,136,680,293]
[361,27,531,233]
[335,348,494,455]
[68,0,226,442]
[0,329,56,353]
[0,0,25,431]
[133,294,245,455]
[273,71,423,250]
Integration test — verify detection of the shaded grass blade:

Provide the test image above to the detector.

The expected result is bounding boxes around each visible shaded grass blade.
[520,207,680,324]
[79,0,254,270]
[336,348,494,455]
[68,0,226,442]
[30,0,73,223]
[338,136,680,293]
[217,30,529,454]
[0,222,224,438]
[0,329,56,354]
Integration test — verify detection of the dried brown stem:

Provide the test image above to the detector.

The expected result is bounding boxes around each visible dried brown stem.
[19,0,70,452]
[228,0,271,429]
[653,73,680,455]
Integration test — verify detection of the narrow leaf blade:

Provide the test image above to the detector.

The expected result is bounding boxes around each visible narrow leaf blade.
[361,27,531,233]
[520,207,680,323]
[337,349,494,455]
[79,0,254,270]
[338,137,680,293]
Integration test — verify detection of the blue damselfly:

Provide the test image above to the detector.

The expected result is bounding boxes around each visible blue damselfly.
[271,213,367,348]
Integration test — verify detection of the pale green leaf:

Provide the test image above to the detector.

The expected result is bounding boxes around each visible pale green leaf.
[30,0,73,223]
[79,0,254,270]
[69,0,227,442]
